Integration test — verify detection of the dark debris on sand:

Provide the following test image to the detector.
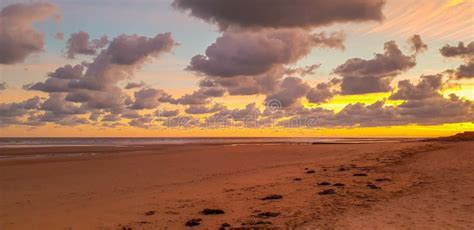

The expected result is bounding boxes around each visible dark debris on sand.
[138,221,152,224]
[305,169,316,174]
[333,183,346,187]
[145,211,155,216]
[353,173,368,177]
[219,223,231,230]
[293,177,302,181]
[240,221,273,228]
[185,218,202,226]
[367,184,381,189]
[262,194,283,200]
[317,182,331,186]
[255,212,280,218]
[318,189,337,195]
[375,178,392,182]
[201,208,225,215]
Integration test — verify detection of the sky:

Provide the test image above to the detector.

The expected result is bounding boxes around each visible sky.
[0,0,473,137]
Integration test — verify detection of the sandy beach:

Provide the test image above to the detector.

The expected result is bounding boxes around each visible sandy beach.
[1,139,473,229]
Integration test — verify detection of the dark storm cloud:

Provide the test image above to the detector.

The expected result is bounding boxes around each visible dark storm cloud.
[0,3,58,64]
[333,41,416,94]
[187,29,345,77]
[66,31,108,58]
[408,35,427,54]
[172,0,385,30]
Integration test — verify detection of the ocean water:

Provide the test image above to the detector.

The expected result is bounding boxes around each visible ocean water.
[0,137,420,161]
[0,137,416,148]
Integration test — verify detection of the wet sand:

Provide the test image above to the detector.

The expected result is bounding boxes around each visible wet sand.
[1,141,473,229]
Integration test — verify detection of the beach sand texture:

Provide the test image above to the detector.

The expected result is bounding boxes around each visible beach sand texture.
[0,139,473,229]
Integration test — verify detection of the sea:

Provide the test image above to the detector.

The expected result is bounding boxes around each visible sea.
[0,137,420,161]
[0,137,419,148]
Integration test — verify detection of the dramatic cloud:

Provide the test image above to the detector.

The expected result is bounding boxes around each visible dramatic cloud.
[156,109,179,118]
[163,115,200,128]
[408,34,427,54]
[285,64,321,77]
[185,104,224,114]
[188,29,345,77]
[440,41,474,79]
[124,81,146,89]
[207,103,261,127]
[69,33,177,91]
[390,74,444,100]
[130,88,168,110]
[440,41,474,58]
[0,3,58,64]
[55,32,64,40]
[0,82,7,91]
[334,41,416,94]
[66,31,108,58]
[455,62,474,79]
[0,97,40,126]
[279,95,473,128]
[396,94,473,125]
[23,32,178,126]
[172,0,385,30]
[204,68,284,96]
[265,77,310,109]
[26,64,85,92]
[306,78,341,103]
[40,93,85,115]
